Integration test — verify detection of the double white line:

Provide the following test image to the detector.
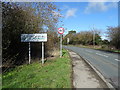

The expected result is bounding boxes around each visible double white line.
[96,53,108,57]
[96,53,120,62]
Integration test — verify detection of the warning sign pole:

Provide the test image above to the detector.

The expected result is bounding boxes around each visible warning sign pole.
[29,42,31,64]
[42,42,44,64]
[58,27,64,58]
[60,34,62,57]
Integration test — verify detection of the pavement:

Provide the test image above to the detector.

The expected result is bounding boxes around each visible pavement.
[69,50,108,88]
[64,45,119,89]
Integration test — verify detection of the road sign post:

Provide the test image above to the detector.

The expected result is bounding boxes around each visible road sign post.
[60,34,62,57]
[42,42,44,64]
[58,27,64,58]
[67,38,69,45]
[21,33,47,64]
[29,42,31,64]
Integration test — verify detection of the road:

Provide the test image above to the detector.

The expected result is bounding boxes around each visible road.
[63,45,120,88]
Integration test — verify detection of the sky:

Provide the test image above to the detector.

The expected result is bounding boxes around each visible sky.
[54,2,118,40]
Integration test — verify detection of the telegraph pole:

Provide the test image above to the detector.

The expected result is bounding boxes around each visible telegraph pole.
[93,25,95,48]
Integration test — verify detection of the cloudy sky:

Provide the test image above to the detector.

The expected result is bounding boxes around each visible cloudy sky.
[54,2,118,40]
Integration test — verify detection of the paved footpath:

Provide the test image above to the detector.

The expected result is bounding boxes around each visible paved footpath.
[68,50,108,88]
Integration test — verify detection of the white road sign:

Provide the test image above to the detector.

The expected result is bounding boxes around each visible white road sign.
[21,33,47,42]
[58,27,64,34]
[67,38,70,44]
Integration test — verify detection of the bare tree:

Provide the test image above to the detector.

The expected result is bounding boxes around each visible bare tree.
[107,26,120,49]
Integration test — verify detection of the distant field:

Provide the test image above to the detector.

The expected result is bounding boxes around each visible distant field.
[67,45,120,53]
[2,49,72,88]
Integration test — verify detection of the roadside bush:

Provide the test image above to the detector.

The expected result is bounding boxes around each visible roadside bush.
[45,31,59,57]
[2,2,60,71]
[107,26,120,49]
[101,45,106,49]
[63,30,102,46]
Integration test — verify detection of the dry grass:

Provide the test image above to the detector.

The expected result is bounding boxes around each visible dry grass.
[47,48,60,60]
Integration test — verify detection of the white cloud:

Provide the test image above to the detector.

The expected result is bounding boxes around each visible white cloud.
[52,10,63,17]
[84,2,117,14]
[62,5,69,10]
[88,0,108,2]
[107,2,117,8]
[65,8,77,18]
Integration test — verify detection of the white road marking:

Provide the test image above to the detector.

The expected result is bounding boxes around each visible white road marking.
[96,53,108,57]
[85,50,92,53]
[115,59,120,62]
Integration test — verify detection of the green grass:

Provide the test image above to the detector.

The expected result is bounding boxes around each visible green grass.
[2,49,72,88]
[0,74,2,90]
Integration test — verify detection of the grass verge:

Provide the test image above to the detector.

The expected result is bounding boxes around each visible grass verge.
[2,49,72,88]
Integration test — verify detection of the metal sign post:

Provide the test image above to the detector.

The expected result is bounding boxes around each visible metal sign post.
[67,38,69,45]
[60,34,62,57]
[21,33,47,65]
[42,42,44,64]
[29,42,31,64]
[58,27,64,58]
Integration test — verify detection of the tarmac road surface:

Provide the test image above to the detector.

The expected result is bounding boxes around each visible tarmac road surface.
[63,45,120,88]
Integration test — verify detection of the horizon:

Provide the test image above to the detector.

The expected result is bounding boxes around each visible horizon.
[55,2,118,40]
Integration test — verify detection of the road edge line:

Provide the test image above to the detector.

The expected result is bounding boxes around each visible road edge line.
[80,56,115,89]
[65,47,115,89]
